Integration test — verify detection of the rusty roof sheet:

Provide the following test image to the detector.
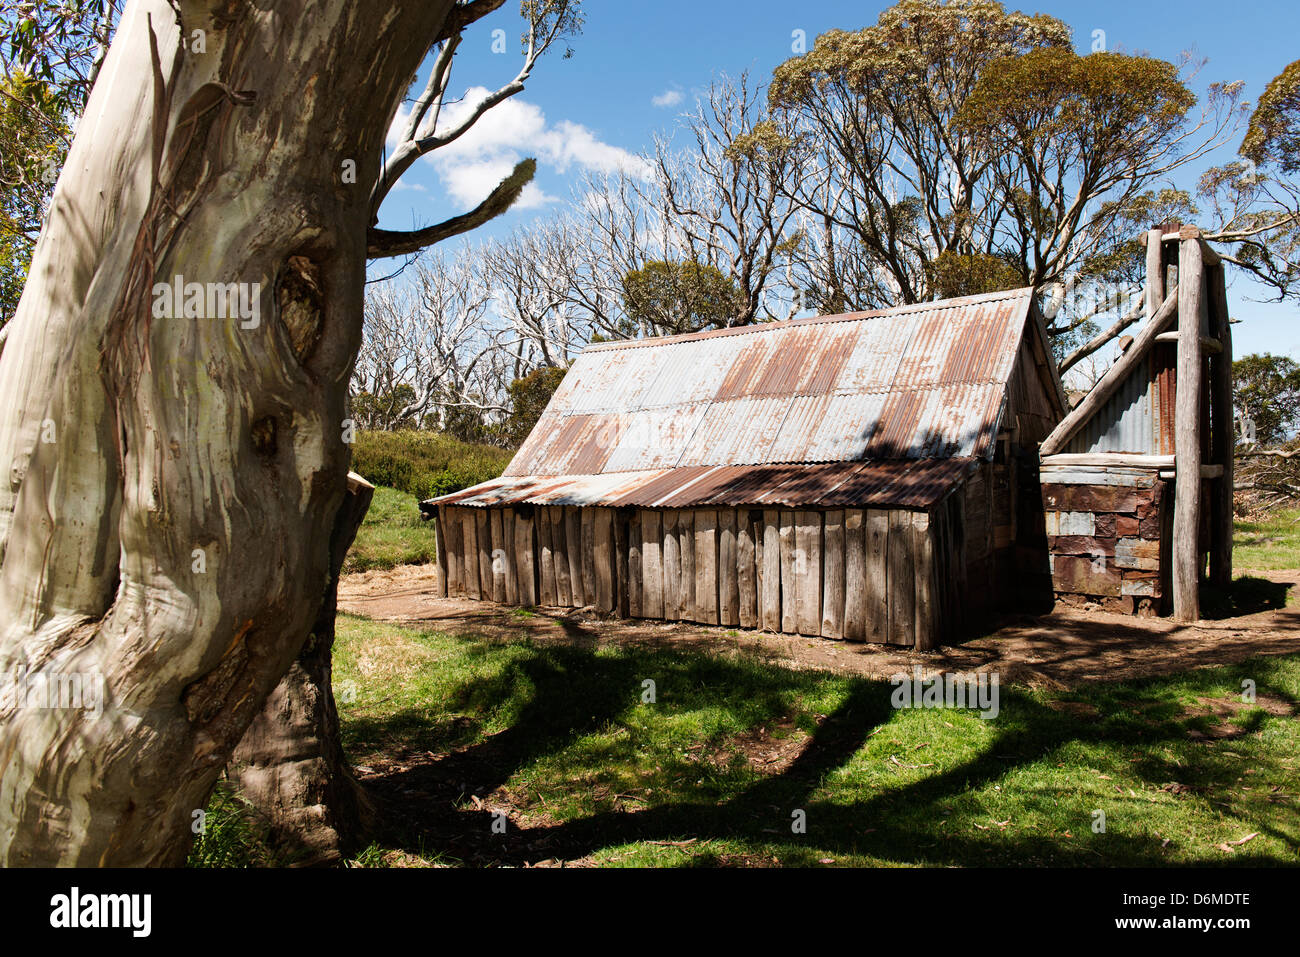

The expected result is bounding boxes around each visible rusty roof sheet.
[428,458,978,511]
[490,288,1033,502]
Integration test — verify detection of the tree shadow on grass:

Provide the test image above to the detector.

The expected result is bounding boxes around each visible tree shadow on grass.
[353,642,1298,868]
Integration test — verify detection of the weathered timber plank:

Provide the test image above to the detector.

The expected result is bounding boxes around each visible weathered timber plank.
[1041,484,1141,513]
[779,512,797,633]
[476,508,493,600]
[435,506,449,598]
[1037,466,1158,488]
[627,511,642,617]
[1051,554,1121,596]
[615,510,630,618]
[581,508,597,607]
[565,507,584,607]
[865,509,889,643]
[887,511,914,647]
[952,490,968,635]
[550,507,571,607]
[762,510,782,632]
[1115,537,1161,571]
[719,509,740,627]
[930,502,949,645]
[501,509,517,604]
[678,510,696,621]
[538,506,557,606]
[641,510,663,619]
[693,510,718,625]
[515,509,536,606]
[490,509,507,603]
[594,508,615,613]
[446,507,464,597]
[1048,536,1117,557]
[1209,265,1233,587]
[462,509,481,600]
[795,510,822,636]
[913,511,936,651]
[821,510,845,639]
[662,509,681,620]
[1122,578,1157,597]
[843,509,867,641]
[1044,511,1096,536]
[737,512,757,629]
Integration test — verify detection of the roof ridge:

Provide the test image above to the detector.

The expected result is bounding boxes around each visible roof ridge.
[580,286,1037,354]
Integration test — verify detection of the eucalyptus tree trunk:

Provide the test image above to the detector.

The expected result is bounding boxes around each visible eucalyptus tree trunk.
[0,0,458,867]
[229,473,374,865]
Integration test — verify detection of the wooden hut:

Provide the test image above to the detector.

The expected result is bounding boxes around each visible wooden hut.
[423,287,1067,650]
[1038,226,1234,621]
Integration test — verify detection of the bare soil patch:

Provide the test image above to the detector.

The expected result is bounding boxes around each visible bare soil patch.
[338,565,1300,691]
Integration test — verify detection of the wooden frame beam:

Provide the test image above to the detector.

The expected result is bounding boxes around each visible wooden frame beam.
[1172,237,1206,622]
[1208,265,1234,587]
[1041,285,1180,456]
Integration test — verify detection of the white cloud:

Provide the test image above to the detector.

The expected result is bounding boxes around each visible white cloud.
[652,89,683,108]
[386,102,414,150]
[440,156,552,210]
[419,87,652,211]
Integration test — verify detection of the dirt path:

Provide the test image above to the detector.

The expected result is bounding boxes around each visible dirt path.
[338,565,1300,689]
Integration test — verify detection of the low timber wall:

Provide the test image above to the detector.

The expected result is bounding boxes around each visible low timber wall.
[434,497,978,650]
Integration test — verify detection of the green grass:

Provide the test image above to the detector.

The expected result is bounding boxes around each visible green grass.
[195,496,1300,867]
[322,615,1300,868]
[187,783,276,868]
[1234,506,1300,572]
[344,486,438,574]
[351,430,513,502]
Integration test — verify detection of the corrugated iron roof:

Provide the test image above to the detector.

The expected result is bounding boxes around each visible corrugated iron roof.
[500,287,1031,480]
[427,459,978,511]
[428,288,1035,510]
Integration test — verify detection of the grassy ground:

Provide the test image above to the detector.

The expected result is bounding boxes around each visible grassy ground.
[191,502,1300,867]
[322,616,1298,868]
[1234,506,1300,572]
[187,783,278,867]
[344,486,438,574]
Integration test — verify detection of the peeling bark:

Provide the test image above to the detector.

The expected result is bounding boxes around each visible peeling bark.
[229,474,374,865]
[0,0,459,866]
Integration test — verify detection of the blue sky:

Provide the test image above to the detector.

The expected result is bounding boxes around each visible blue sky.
[377,0,1300,360]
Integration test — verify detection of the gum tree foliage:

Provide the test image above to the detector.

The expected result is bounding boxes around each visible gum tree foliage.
[502,364,565,446]
[0,73,64,324]
[0,0,579,866]
[1199,59,1300,301]
[1234,353,1300,446]
[620,259,743,338]
[767,0,1245,337]
[1243,59,1300,175]
[0,0,117,325]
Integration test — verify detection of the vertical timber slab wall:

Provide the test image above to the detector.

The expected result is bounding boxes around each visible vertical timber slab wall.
[437,500,973,649]
[1041,465,1169,615]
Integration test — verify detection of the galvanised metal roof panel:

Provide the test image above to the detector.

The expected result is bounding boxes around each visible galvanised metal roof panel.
[426,458,980,511]
[601,402,711,472]
[492,288,1038,500]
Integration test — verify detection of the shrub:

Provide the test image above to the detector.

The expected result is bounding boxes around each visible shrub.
[350,430,514,501]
